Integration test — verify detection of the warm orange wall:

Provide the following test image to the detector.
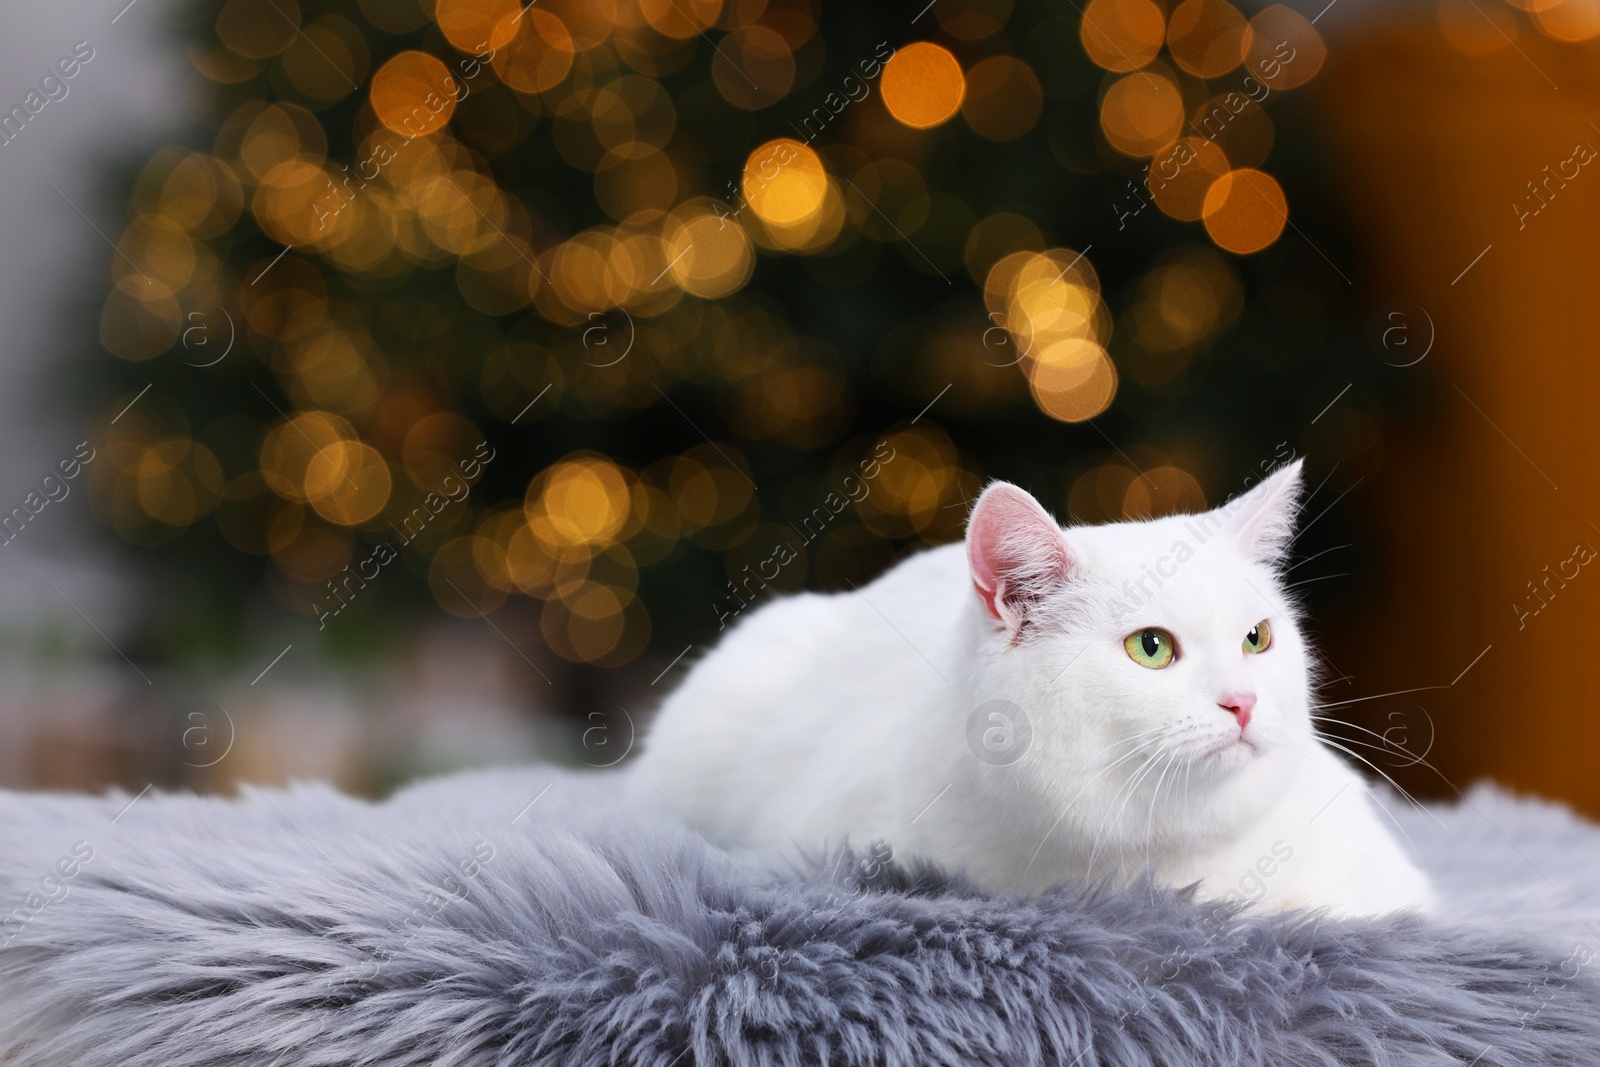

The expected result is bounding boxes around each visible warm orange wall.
[1315,27,1600,815]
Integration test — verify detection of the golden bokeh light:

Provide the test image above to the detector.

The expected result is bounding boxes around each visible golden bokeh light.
[116,216,198,293]
[713,26,796,110]
[1100,67,1186,157]
[526,454,632,549]
[216,0,300,59]
[132,439,225,527]
[252,160,345,246]
[283,330,382,416]
[1149,137,1232,221]
[537,0,619,49]
[238,103,326,181]
[1027,338,1118,423]
[259,411,356,502]
[1438,0,1519,54]
[92,0,1364,685]
[934,0,1015,39]
[1080,0,1167,72]
[1124,244,1243,383]
[638,0,721,39]
[961,56,1043,141]
[858,427,962,539]
[1122,464,1207,519]
[306,441,392,525]
[546,230,627,314]
[540,580,649,666]
[1166,0,1247,78]
[430,536,510,617]
[435,0,521,53]
[270,517,352,584]
[281,15,368,100]
[1202,168,1288,254]
[1070,462,1138,523]
[881,43,967,129]
[371,51,457,137]
[1240,5,1326,89]
[1190,94,1275,169]
[997,248,1105,358]
[493,10,575,93]
[1534,0,1600,41]
[402,412,485,490]
[964,211,1045,283]
[727,343,853,449]
[157,153,244,238]
[100,283,180,361]
[662,445,755,543]
[663,201,755,299]
[742,139,827,226]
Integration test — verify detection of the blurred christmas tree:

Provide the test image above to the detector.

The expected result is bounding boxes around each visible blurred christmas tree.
[85,0,1385,692]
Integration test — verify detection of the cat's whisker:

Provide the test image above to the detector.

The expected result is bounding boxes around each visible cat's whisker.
[1120,750,1174,873]
[1082,753,1153,878]
[1283,543,1351,575]
[1309,715,1443,776]
[1315,734,1428,809]
[1067,735,1168,799]
[1295,740,1430,857]
[1100,724,1174,753]
[1089,746,1170,876]
[1309,685,1450,711]
[1309,726,1450,829]
[1285,573,1349,590]
[1143,749,1181,857]
[1022,736,1167,884]
[1315,736,1443,840]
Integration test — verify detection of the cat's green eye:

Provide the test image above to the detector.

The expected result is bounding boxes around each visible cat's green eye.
[1124,628,1176,669]
[1244,620,1272,654]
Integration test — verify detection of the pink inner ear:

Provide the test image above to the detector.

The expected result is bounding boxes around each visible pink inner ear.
[966,484,1072,627]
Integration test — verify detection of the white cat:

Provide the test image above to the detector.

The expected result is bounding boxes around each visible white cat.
[633,461,1435,917]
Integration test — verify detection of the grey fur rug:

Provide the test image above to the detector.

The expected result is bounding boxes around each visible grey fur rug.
[1,767,1598,1066]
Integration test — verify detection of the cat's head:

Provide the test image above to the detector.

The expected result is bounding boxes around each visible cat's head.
[963,461,1314,848]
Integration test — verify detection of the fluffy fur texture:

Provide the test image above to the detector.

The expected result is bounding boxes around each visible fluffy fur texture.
[635,463,1434,915]
[0,769,1596,1067]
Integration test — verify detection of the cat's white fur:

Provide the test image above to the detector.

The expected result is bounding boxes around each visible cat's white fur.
[633,462,1435,916]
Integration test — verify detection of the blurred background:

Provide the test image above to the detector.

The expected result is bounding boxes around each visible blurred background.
[1,0,1594,815]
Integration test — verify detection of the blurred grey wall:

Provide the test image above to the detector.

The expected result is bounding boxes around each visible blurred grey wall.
[0,0,186,624]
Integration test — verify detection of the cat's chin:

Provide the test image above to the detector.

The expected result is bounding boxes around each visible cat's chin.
[1203,735,1259,769]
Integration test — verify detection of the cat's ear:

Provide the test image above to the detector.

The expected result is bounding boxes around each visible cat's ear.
[966,482,1075,634]
[1223,459,1304,566]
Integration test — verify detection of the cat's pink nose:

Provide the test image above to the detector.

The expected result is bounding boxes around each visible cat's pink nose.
[1218,692,1256,731]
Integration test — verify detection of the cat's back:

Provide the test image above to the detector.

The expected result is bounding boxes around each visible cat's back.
[634,543,968,841]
